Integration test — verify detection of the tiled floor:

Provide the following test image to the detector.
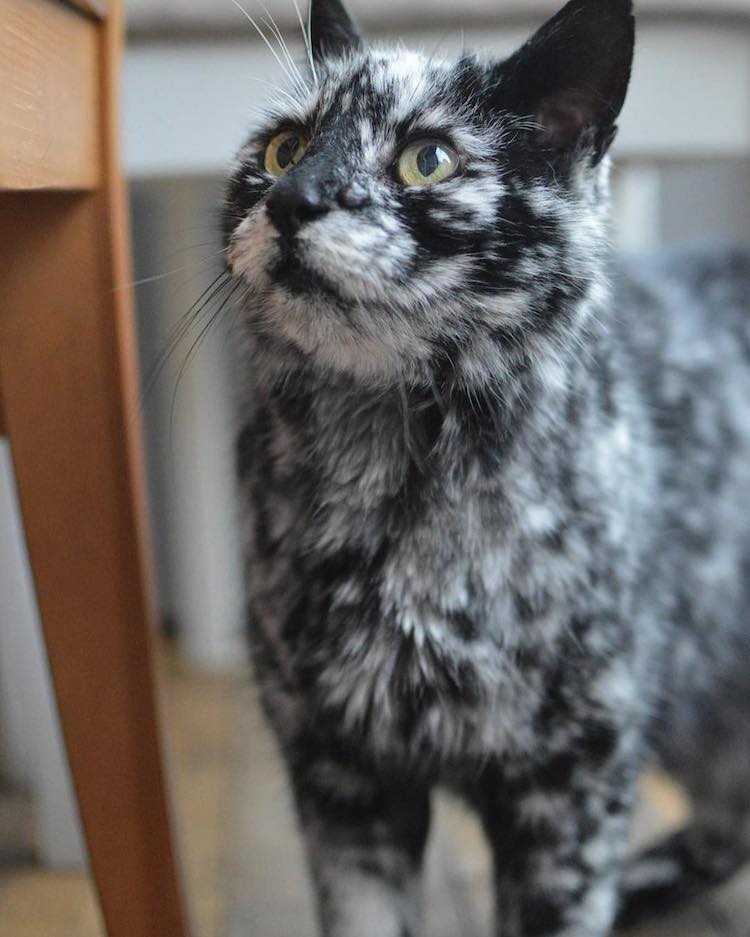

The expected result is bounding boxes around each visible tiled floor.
[1,658,748,937]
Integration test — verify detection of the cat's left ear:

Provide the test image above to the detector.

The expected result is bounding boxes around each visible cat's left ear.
[309,0,363,62]
[497,0,635,164]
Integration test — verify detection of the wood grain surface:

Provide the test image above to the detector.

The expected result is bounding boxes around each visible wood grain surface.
[0,0,191,933]
[66,0,109,19]
[0,0,100,191]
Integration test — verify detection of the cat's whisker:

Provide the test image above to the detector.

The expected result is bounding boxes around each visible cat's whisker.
[115,265,195,292]
[115,246,230,294]
[307,0,314,74]
[128,270,234,429]
[230,0,307,102]
[424,31,455,66]
[291,0,318,86]
[246,75,303,110]
[255,1,311,97]
[254,2,311,100]
[140,271,235,407]
[168,278,247,443]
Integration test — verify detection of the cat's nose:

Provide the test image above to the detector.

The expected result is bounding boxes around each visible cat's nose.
[266,181,331,238]
[337,182,371,210]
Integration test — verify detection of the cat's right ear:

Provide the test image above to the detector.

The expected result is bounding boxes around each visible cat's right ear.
[495,0,634,164]
[309,0,363,61]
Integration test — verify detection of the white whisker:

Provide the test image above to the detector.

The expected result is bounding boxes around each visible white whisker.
[230,0,306,102]
[247,75,304,110]
[292,0,318,86]
[258,9,310,97]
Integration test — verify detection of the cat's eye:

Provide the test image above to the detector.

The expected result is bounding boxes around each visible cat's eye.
[264,130,309,177]
[396,139,460,187]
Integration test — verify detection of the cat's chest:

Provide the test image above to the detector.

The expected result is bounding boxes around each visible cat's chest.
[253,391,602,761]
[294,473,583,763]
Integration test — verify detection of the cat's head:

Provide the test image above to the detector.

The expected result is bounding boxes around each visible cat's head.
[224,0,634,384]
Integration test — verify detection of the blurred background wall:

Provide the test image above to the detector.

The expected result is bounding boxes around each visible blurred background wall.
[2,0,750,872]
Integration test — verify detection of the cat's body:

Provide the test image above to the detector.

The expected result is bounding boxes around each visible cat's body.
[224,2,750,934]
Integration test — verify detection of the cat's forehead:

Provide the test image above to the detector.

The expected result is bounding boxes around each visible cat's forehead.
[272,48,496,153]
[324,47,446,103]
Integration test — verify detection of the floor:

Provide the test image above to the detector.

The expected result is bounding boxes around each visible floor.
[1,656,748,937]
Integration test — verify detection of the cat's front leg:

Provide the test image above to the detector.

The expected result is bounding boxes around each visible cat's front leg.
[477,746,639,937]
[287,737,431,937]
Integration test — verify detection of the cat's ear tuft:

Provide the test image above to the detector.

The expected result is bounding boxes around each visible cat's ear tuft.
[309,0,363,62]
[500,0,634,162]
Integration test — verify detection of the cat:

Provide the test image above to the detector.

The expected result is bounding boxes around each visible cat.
[222,0,750,934]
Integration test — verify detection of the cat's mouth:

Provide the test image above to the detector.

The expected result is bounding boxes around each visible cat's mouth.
[267,211,418,306]
[229,206,417,309]
[270,237,348,303]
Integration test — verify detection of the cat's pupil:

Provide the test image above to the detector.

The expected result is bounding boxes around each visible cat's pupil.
[417,144,446,177]
[278,136,301,168]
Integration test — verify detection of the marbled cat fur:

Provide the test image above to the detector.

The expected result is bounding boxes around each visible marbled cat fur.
[223,1,750,934]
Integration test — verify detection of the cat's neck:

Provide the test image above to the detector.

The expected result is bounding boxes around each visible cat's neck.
[254,295,602,488]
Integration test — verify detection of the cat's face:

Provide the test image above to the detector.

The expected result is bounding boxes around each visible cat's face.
[224,0,634,383]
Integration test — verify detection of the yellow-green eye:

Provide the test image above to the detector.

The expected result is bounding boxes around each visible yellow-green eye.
[264,130,309,176]
[397,139,460,186]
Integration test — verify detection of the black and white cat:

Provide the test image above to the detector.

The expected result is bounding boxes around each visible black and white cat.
[223,1,750,934]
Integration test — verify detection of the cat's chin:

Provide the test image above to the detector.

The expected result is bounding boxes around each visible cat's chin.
[251,285,434,383]
[271,246,349,305]
[276,321,414,381]
[281,210,417,306]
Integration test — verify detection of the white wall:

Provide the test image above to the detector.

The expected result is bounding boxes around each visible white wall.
[124,0,750,37]
[123,19,750,177]
[131,179,246,670]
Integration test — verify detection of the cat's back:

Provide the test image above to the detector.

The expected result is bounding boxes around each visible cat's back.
[615,244,750,717]
[613,243,750,534]
[614,247,750,786]
[613,245,750,482]
[614,244,750,379]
